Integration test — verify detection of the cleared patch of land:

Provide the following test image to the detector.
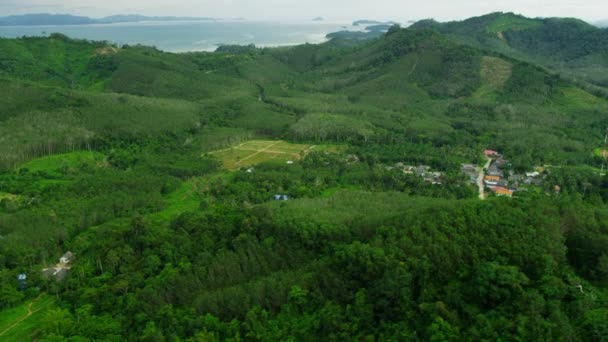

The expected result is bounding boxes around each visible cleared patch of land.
[208,140,314,170]
[480,56,512,89]
[0,192,20,201]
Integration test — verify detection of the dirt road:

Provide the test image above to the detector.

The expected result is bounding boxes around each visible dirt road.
[477,158,492,200]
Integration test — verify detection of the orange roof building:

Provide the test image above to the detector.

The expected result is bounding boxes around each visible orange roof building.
[491,187,513,197]
[484,175,500,182]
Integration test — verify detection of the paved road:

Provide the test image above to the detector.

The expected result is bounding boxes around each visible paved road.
[477,158,492,200]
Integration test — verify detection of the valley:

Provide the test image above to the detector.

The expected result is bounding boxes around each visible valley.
[0,12,608,340]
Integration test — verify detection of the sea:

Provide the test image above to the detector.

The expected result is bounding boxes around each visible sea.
[0,20,356,52]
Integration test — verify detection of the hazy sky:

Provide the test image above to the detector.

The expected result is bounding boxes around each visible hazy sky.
[1,0,607,22]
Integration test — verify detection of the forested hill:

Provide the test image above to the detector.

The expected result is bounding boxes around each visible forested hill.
[0,24,608,340]
[411,12,608,90]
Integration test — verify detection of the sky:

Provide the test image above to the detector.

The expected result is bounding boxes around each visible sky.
[1,0,607,23]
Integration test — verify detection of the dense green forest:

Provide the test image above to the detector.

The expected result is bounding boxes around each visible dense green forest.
[1,15,608,340]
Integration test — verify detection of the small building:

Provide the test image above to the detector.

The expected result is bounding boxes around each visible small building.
[484,150,500,158]
[17,273,27,291]
[345,154,360,163]
[461,164,478,184]
[60,251,74,264]
[286,161,294,165]
[491,187,514,197]
[484,175,500,185]
[274,194,289,201]
[487,164,503,177]
[415,165,431,176]
[497,179,509,187]
[494,158,509,168]
[509,174,523,183]
[526,171,540,178]
[42,251,73,282]
[403,165,416,174]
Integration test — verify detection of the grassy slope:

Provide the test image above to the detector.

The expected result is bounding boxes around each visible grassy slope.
[1,28,607,171]
[411,12,608,88]
[0,295,54,341]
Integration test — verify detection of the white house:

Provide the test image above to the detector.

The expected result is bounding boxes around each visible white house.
[60,251,74,264]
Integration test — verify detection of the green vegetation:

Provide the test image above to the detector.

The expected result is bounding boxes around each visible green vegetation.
[411,12,608,91]
[0,295,54,341]
[1,16,608,340]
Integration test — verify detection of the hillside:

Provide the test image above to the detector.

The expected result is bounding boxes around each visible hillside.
[410,12,608,89]
[1,26,608,340]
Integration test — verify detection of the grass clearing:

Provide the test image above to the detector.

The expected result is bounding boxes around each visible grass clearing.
[20,151,106,172]
[486,14,542,33]
[594,148,608,158]
[209,140,313,170]
[0,294,54,341]
[481,56,512,89]
[0,192,20,201]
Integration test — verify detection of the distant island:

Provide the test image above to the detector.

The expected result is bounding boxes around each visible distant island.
[0,13,223,26]
[328,21,398,40]
[312,17,324,22]
[353,19,398,26]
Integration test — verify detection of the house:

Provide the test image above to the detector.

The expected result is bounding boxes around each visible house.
[424,172,443,184]
[60,251,74,264]
[484,150,500,158]
[487,164,503,177]
[286,161,294,165]
[526,171,540,178]
[484,175,500,185]
[274,194,289,201]
[42,251,73,282]
[345,154,360,163]
[491,187,514,197]
[403,165,416,174]
[494,158,509,168]
[461,164,478,183]
[415,165,431,176]
[509,174,523,183]
[497,179,509,187]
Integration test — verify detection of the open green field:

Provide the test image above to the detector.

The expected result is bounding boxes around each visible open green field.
[0,294,54,341]
[20,151,106,172]
[208,140,314,170]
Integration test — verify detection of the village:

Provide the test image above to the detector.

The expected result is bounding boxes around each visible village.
[385,163,445,184]
[461,149,547,198]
